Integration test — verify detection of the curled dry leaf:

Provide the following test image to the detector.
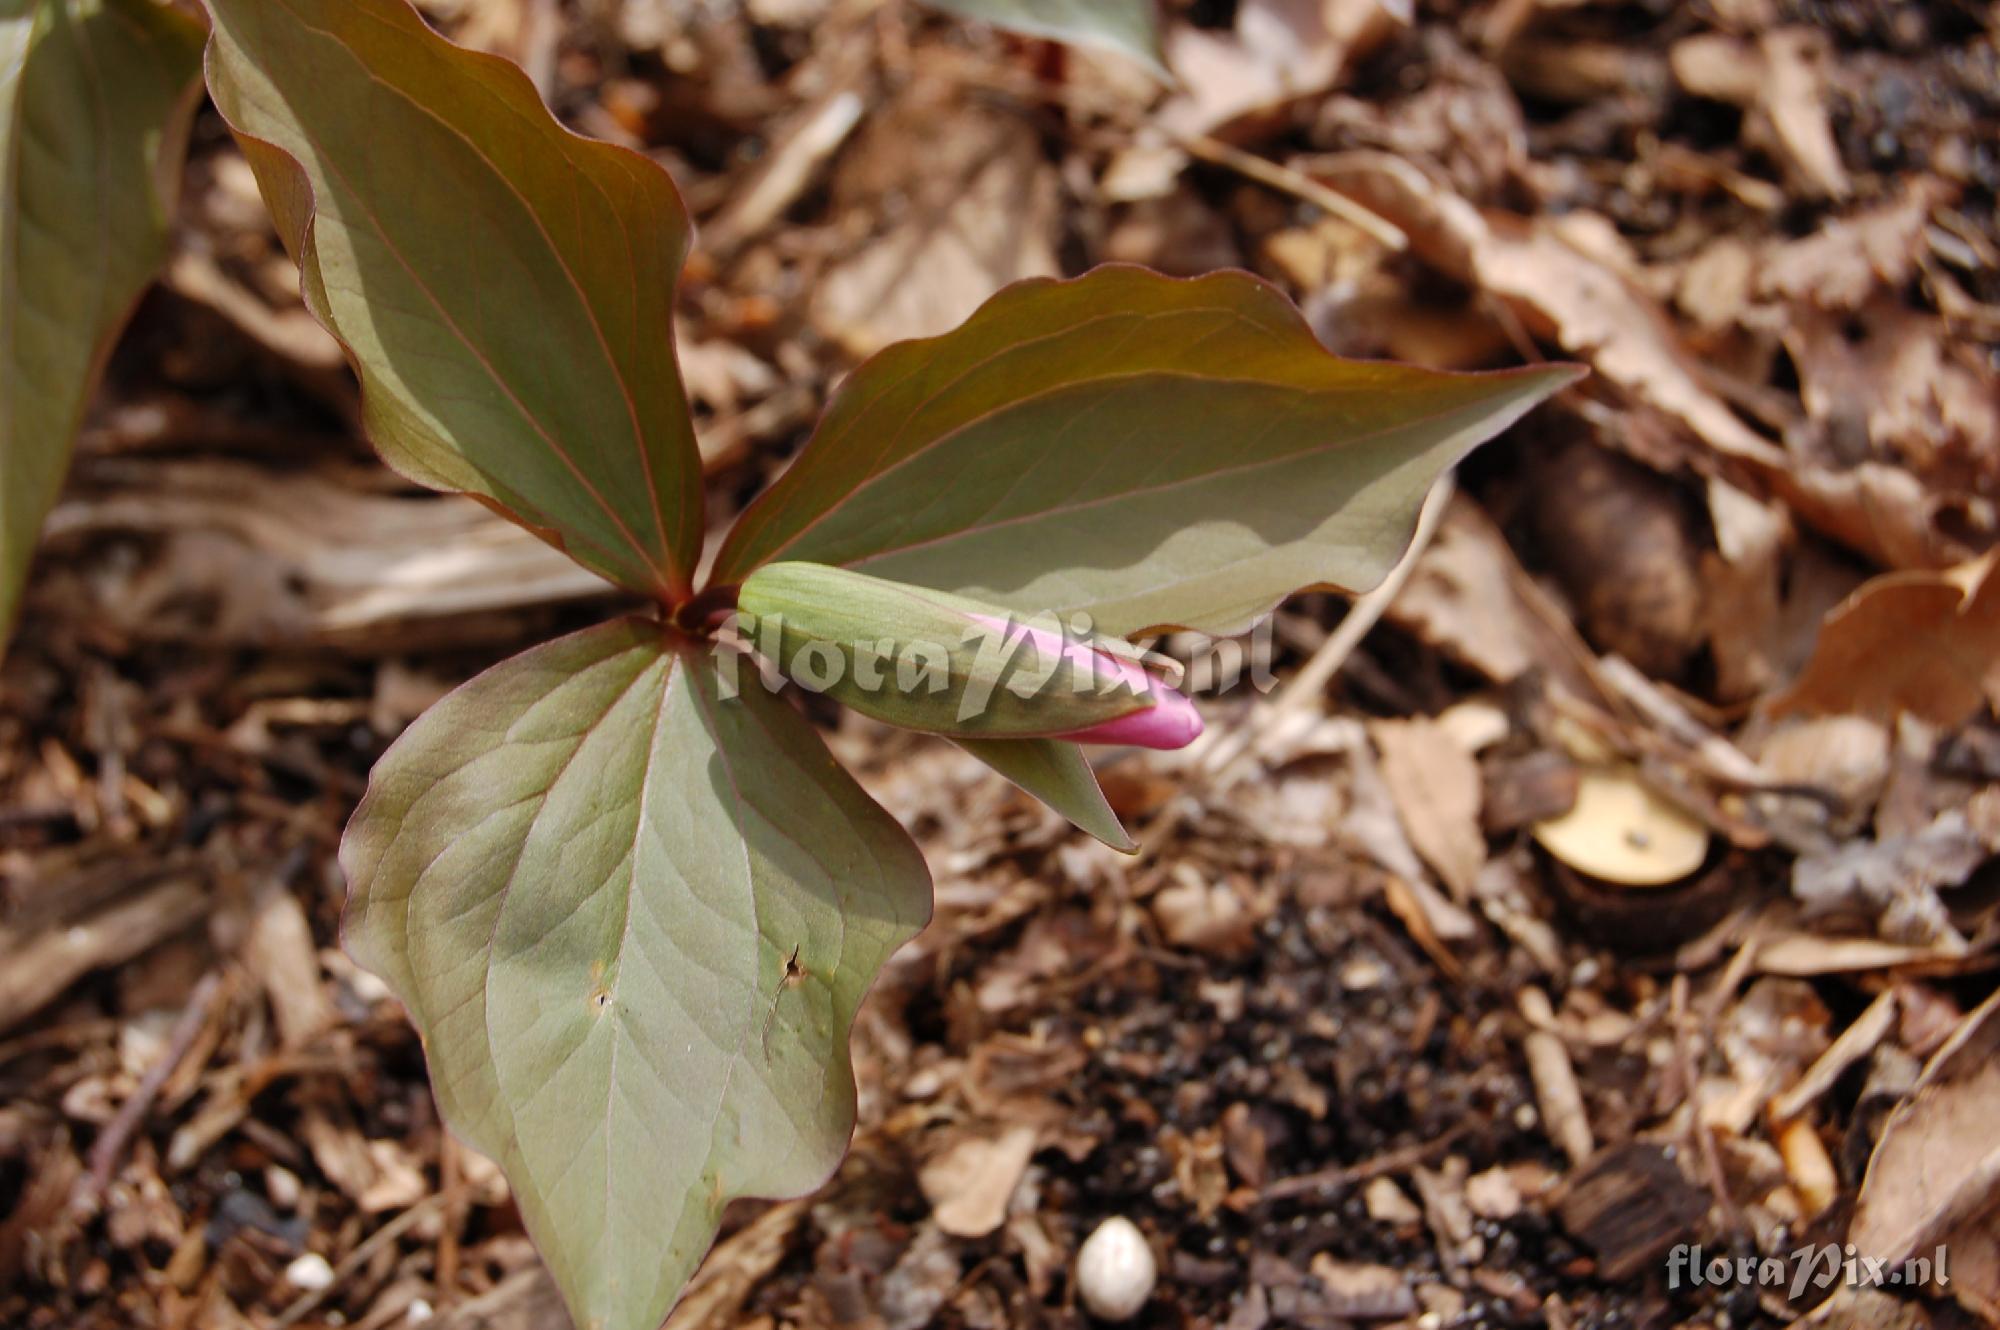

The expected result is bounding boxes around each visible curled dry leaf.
[1326,155,1784,470]
[1773,552,2000,727]
[1850,988,2000,1319]
[1388,495,1604,701]
[1784,300,1999,508]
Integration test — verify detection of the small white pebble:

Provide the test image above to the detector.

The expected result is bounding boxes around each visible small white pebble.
[285,1252,335,1291]
[1076,1216,1156,1322]
[264,1165,303,1209]
[406,1299,435,1324]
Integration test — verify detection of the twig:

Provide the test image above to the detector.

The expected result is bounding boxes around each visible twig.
[72,971,225,1213]
[1771,987,1898,1123]
[1174,132,1408,251]
[1133,475,1456,860]
[1260,1126,1470,1201]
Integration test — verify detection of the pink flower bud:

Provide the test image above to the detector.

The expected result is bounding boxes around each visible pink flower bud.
[971,617,1203,751]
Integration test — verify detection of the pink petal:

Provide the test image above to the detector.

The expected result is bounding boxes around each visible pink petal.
[1057,693,1204,750]
[971,614,1204,751]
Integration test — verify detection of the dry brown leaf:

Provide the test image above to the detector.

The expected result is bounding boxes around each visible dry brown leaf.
[1152,871,1267,956]
[1753,715,1890,827]
[1772,552,2000,726]
[1702,477,1790,700]
[1670,28,1849,200]
[1754,29,1850,201]
[1327,155,1783,467]
[1851,988,2000,1318]
[812,99,1058,357]
[240,884,336,1050]
[301,1110,425,1214]
[1371,717,1485,901]
[1758,182,1945,311]
[1160,0,1408,138]
[48,460,611,649]
[0,874,209,1033]
[1785,300,2000,496]
[664,1200,808,1330]
[1388,495,1603,700]
[1324,157,1971,571]
[918,1124,1037,1238]
[1677,235,1757,331]
[1751,929,1966,977]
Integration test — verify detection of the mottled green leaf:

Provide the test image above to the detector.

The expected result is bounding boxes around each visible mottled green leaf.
[0,0,202,642]
[921,0,1166,78]
[715,266,1582,638]
[343,619,932,1330]
[202,0,705,600]
[956,736,1135,851]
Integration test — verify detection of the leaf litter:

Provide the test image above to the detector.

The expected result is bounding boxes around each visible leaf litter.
[2,1,1998,1328]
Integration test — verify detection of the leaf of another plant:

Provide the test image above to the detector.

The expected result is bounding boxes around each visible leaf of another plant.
[955,736,1135,851]
[920,0,1167,78]
[201,0,706,601]
[714,266,1583,638]
[0,0,202,642]
[343,619,932,1330]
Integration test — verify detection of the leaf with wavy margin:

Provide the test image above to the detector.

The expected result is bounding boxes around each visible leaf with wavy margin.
[343,619,932,1330]
[200,0,705,599]
[0,0,202,643]
[714,266,1582,638]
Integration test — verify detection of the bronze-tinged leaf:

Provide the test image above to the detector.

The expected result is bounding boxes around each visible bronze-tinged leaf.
[201,0,706,601]
[343,620,932,1330]
[713,266,1582,638]
[920,0,1166,78]
[0,0,203,643]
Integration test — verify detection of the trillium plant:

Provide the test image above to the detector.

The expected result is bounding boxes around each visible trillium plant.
[2,0,1581,1326]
